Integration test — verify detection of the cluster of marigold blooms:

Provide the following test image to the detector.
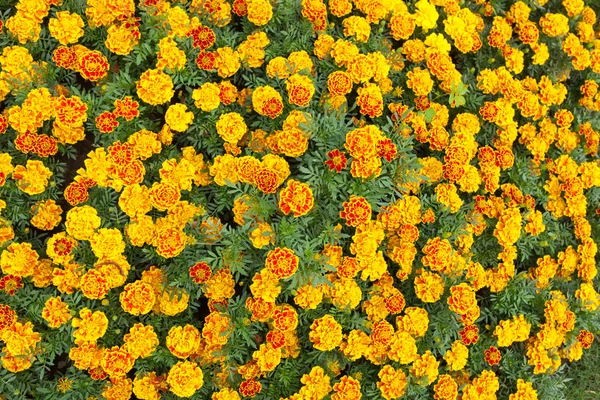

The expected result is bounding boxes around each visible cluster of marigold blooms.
[0,0,599,399]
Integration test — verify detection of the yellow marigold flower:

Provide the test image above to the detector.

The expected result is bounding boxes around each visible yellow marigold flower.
[247,0,273,26]
[414,270,444,303]
[167,361,204,398]
[443,340,468,371]
[250,268,281,303]
[406,67,433,97]
[410,350,440,386]
[167,324,201,359]
[193,82,221,112]
[216,112,247,144]
[165,103,194,132]
[0,242,39,277]
[388,331,418,364]
[123,323,159,359]
[65,205,101,240]
[5,12,42,44]
[136,69,174,106]
[71,308,108,344]
[105,24,139,55]
[133,371,163,400]
[414,0,439,32]
[509,379,538,400]
[158,288,189,316]
[377,365,408,400]
[309,314,343,351]
[397,307,429,337]
[30,200,62,231]
[48,11,85,45]
[12,160,52,195]
[250,222,276,249]
[1,320,40,361]
[214,47,241,78]
[343,16,370,43]
[253,343,282,372]
[90,228,125,259]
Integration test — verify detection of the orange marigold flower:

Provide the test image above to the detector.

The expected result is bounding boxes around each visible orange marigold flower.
[53,46,78,69]
[340,195,372,227]
[0,275,23,295]
[356,83,383,118]
[33,135,59,157]
[196,51,216,70]
[0,305,17,334]
[239,380,262,398]
[378,138,397,162]
[95,111,119,133]
[325,149,348,172]
[78,50,109,82]
[332,376,361,400]
[189,26,216,50]
[265,248,299,279]
[577,330,594,349]
[190,262,212,284]
[149,182,180,211]
[286,74,315,107]
[278,179,314,217]
[155,227,187,259]
[459,325,479,345]
[272,304,298,332]
[327,71,353,96]
[55,95,88,127]
[433,374,458,400]
[484,346,502,366]
[64,181,89,206]
[101,346,135,378]
[120,280,156,316]
[80,269,110,300]
[113,96,139,120]
[447,283,477,315]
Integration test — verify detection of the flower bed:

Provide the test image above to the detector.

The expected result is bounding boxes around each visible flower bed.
[0,0,599,399]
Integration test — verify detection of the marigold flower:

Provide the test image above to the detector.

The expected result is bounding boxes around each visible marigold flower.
[216,112,247,144]
[377,365,407,400]
[136,69,174,105]
[279,179,314,217]
[71,308,108,343]
[48,11,84,45]
[286,74,315,107]
[340,195,371,227]
[102,346,135,377]
[484,346,502,366]
[120,280,156,316]
[325,149,348,172]
[165,103,194,132]
[78,50,109,82]
[309,314,343,351]
[265,247,299,279]
[167,324,201,358]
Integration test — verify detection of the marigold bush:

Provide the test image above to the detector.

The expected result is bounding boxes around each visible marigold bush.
[0,0,599,399]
